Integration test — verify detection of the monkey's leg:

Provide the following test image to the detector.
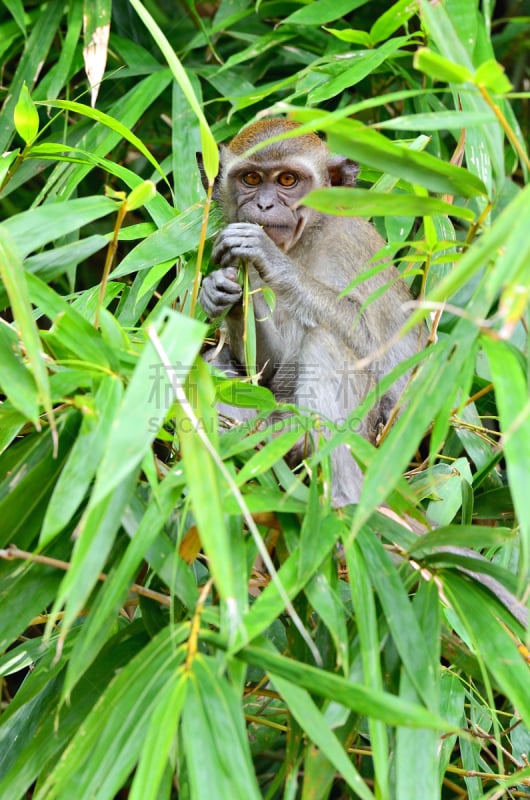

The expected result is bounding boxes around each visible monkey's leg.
[296,329,379,506]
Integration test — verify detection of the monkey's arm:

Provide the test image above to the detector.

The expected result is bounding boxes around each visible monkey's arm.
[199,262,285,374]
[213,223,378,354]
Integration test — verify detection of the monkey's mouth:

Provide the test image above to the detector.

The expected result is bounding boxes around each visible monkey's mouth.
[260,222,300,251]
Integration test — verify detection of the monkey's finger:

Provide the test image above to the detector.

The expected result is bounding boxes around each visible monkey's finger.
[199,272,242,318]
[222,266,239,283]
[214,240,262,268]
[200,290,240,318]
[210,270,243,295]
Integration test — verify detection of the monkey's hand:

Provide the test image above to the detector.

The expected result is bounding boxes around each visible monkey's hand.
[199,266,243,318]
[213,223,294,291]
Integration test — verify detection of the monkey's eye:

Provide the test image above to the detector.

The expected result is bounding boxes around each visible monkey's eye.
[277,172,298,187]
[242,172,262,186]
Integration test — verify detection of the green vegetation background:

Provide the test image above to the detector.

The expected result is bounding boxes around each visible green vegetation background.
[0,1,529,798]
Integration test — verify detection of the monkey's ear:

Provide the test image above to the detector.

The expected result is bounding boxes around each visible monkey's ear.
[327,155,359,187]
[195,151,222,200]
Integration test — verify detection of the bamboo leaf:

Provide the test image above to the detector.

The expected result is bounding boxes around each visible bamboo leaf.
[347,542,390,796]
[13,83,39,144]
[442,573,530,726]
[0,322,39,425]
[40,375,123,545]
[236,641,454,731]
[182,657,262,800]
[324,119,487,197]
[128,0,218,184]
[82,0,111,107]
[271,674,374,800]
[0,228,54,436]
[35,627,188,799]
[414,48,473,84]
[303,188,475,220]
[482,337,530,582]
[282,0,370,26]
[3,196,118,260]
[41,99,168,184]
[354,529,438,711]
[129,671,188,800]
[91,310,205,504]
[64,471,188,695]
[0,0,63,153]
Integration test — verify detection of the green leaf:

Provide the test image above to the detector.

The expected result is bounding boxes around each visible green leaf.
[92,310,205,505]
[0,228,53,433]
[271,674,374,800]
[482,337,530,583]
[235,640,454,731]
[129,670,188,800]
[64,471,188,695]
[351,339,472,532]
[234,514,342,647]
[324,119,487,197]
[303,188,475,220]
[0,411,80,549]
[0,624,150,799]
[0,561,61,653]
[324,27,372,46]
[111,204,223,277]
[3,196,118,261]
[215,378,276,410]
[370,0,418,44]
[27,274,117,370]
[0,322,39,424]
[310,37,412,104]
[40,376,124,545]
[426,457,473,526]
[2,0,26,36]
[377,110,494,131]
[413,48,473,84]
[46,467,139,642]
[407,524,516,556]
[0,0,63,153]
[128,0,218,184]
[35,626,188,799]
[171,77,205,209]
[126,179,156,211]
[417,0,505,187]
[347,542,389,796]
[443,573,530,727]
[13,83,39,143]
[182,657,262,800]
[395,583,441,800]
[474,59,512,93]
[42,99,168,185]
[282,0,370,26]
[236,428,307,486]
[354,528,438,711]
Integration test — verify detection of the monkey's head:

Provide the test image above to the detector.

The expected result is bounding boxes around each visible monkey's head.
[198,118,358,252]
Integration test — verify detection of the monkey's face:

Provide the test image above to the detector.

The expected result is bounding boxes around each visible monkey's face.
[224,161,318,252]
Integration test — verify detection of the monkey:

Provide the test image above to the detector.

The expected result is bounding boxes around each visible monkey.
[198,118,424,506]
[195,118,529,627]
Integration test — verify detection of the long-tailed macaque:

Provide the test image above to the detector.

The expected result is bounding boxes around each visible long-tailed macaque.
[197,118,528,627]
[199,118,424,505]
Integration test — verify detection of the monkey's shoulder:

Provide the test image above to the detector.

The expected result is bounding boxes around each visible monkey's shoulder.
[294,216,397,289]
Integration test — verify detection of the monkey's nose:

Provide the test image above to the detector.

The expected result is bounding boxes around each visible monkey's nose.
[257,200,274,211]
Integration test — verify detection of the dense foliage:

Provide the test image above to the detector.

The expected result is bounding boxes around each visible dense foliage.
[0,1,529,798]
